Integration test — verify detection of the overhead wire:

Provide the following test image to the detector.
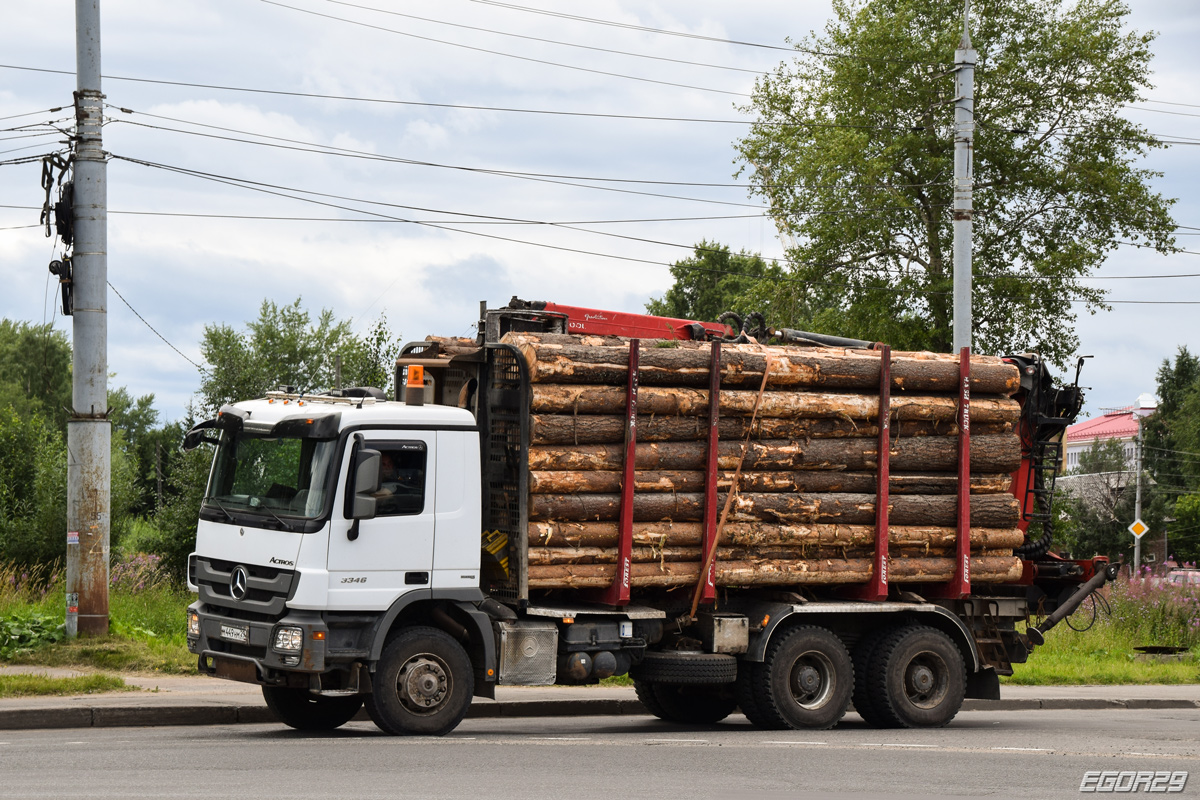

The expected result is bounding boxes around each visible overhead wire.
[258,0,750,98]
[0,107,64,122]
[0,201,767,226]
[107,281,207,373]
[322,0,765,75]
[5,63,1196,144]
[94,155,1200,307]
[468,0,941,66]
[106,105,943,191]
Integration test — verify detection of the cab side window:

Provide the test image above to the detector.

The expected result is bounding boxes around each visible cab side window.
[368,441,427,516]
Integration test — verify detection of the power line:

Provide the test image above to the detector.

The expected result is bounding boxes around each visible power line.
[258,0,750,98]
[107,280,206,373]
[107,106,937,190]
[1146,445,1200,460]
[2,62,768,125]
[469,0,939,67]
[323,0,763,75]
[92,154,1200,308]
[0,107,64,122]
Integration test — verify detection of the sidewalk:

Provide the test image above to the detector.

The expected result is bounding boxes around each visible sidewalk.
[0,665,1196,731]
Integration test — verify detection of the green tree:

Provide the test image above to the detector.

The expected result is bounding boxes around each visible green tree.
[150,442,213,578]
[196,298,400,415]
[0,320,72,430]
[0,404,136,567]
[734,0,1175,364]
[1057,438,1135,560]
[646,241,786,324]
[1140,347,1200,563]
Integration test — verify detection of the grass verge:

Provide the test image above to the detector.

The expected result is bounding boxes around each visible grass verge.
[0,673,131,698]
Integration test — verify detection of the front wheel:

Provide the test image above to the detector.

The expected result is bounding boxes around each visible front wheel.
[261,686,363,731]
[365,626,474,736]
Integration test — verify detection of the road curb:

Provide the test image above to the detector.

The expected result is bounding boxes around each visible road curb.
[0,696,1195,731]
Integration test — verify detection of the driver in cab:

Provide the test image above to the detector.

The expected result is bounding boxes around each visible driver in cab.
[374,450,421,515]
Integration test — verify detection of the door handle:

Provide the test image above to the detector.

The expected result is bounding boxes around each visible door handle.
[405,572,429,585]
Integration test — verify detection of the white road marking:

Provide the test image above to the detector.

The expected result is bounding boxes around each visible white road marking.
[763,741,827,746]
[530,737,590,741]
[1128,752,1170,757]
[447,737,476,740]
[66,742,87,745]
[645,739,708,743]
[881,743,938,748]
[991,747,1053,752]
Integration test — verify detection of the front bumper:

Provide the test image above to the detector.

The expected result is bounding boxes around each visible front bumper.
[187,600,328,683]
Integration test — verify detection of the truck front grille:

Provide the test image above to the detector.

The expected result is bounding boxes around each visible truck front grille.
[193,556,296,620]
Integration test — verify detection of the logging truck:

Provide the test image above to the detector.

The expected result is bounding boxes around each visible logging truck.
[183,298,1112,735]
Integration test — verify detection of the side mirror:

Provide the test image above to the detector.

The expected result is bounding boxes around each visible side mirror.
[348,447,380,540]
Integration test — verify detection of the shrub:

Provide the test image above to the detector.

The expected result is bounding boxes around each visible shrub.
[1106,573,1200,650]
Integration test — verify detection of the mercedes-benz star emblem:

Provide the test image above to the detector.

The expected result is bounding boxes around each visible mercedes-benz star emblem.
[230,566,249,601]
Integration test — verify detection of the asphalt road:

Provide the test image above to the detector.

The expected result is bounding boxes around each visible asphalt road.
[1,709,1196,800]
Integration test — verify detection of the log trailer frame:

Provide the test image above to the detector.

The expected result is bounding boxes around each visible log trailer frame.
[183,298,1112,735]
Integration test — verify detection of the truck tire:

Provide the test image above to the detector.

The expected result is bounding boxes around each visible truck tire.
[261,686,363,731]
[850,629,891,728]
[634,679,669,719]
[866,625,966,729]
[740,625,852,731]
[733,658,765,724]
[365,626,474,736]
[630,651,737,685]
[650,684,738,724]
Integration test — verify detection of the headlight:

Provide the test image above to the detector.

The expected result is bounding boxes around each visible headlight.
[187,612,200,637]
[272,626,304,652]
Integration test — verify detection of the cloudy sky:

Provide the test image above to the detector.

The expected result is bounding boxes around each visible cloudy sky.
[1,0,1196,425]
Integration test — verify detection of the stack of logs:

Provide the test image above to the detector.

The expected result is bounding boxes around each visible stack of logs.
[505,333,1027,592]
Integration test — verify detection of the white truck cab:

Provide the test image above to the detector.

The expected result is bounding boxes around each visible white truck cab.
[185,389,499,733]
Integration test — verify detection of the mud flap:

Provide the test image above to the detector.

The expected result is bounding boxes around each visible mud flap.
[965,666,1000,700]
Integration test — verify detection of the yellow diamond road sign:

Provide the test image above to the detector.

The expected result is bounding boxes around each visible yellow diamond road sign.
[1128,519,1149,539]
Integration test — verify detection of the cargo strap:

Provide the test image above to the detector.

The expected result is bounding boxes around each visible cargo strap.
[689,345,773,619]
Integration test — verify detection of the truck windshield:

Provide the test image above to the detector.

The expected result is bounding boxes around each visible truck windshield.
[204,431,338,522]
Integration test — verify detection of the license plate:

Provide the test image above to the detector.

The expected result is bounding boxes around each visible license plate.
[219,623,249,644]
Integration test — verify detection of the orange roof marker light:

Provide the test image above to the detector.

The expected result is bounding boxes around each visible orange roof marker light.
[405,365,425,407]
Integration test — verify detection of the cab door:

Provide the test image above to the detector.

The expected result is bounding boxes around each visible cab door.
[327,432,435,610]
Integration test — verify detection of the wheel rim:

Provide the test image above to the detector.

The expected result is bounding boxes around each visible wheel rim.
[788,650,835,709]
[903,650,949,709]
[395,652,452,715]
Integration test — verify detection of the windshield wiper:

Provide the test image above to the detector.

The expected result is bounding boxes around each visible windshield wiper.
[205,498,236,523]
[258,505,295,532]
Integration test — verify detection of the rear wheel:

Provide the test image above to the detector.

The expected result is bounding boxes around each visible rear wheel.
[634,679,668,719]
[365,626,474,736]
[741,625,853,731]
[866,626,966,729]
[851,629,891,728]
[261,686,363,731]
[646,684,737,724]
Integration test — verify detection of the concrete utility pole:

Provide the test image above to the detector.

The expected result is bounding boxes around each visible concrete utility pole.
[951,0,977,352]
[65,0,110,638]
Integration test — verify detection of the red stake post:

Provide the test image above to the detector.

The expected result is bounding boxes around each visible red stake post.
[845,346,891,601]
[594,339,639,606]
[698,341,721,605]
